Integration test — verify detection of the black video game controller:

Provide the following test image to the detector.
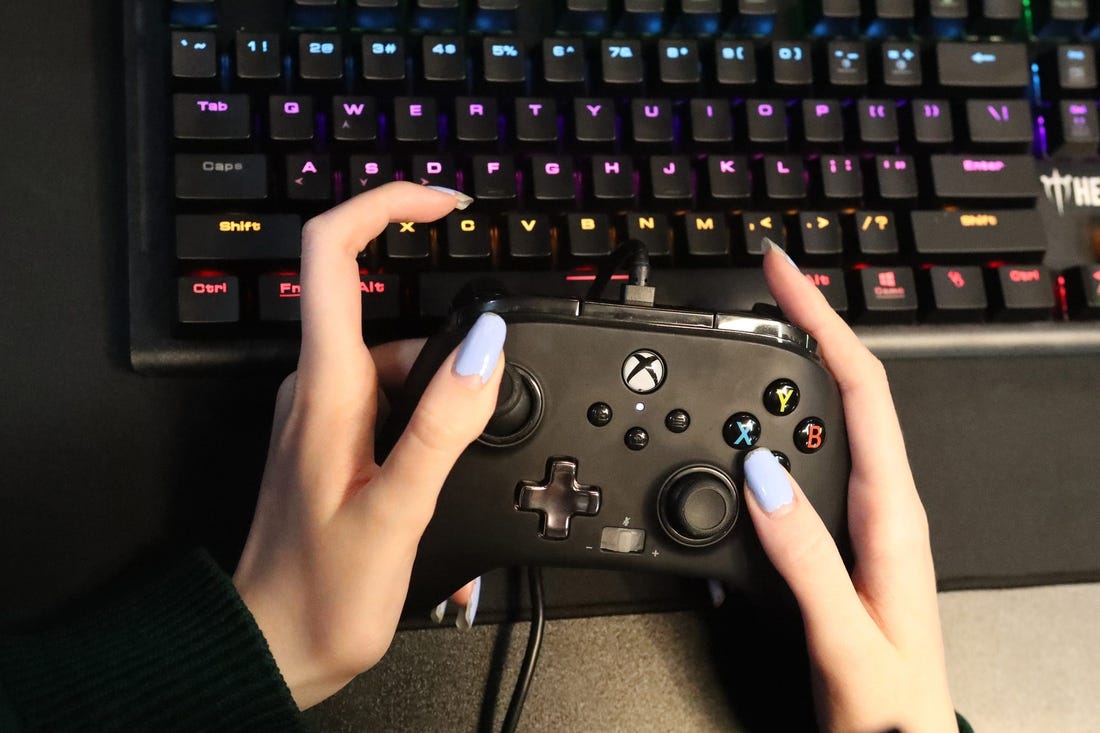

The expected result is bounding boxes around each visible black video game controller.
[382,293,850,612]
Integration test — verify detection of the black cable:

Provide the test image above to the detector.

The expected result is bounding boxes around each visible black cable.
[585,239,649,301]
[500,567,545,733]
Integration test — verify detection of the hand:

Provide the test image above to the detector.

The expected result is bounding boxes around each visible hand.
[741,242,956,733]
[232,182,506,710]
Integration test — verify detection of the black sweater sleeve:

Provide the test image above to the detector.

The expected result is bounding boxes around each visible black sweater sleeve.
[0,549,305,733]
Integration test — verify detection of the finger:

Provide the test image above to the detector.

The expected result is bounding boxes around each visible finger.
[371,338,428,396]
[297,182,471,384]
[742,448,878,652]
[362,313,506,526]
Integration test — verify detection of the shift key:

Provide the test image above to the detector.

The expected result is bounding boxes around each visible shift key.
[175,154,268,200]
[911,209,1047,258]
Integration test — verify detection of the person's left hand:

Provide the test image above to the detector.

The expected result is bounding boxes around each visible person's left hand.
[232,182,506,710]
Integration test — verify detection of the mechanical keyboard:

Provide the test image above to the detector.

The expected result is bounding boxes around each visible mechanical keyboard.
[124,0,1100,371]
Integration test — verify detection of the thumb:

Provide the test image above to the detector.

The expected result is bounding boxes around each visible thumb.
[368,313,507,523]
[742,448,873,646]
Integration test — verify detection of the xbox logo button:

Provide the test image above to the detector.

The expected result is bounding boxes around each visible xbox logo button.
[622,350,666,394]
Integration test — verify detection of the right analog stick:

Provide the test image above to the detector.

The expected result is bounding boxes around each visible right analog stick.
[658,466,739,547]
[479,363,543,447]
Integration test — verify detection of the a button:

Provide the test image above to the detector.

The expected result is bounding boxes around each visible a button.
[665,409,690,433]
[515,459,601,540]
[624,427,649,451]
[763,379,800,416]
[587,402,613,427]
[622,350,666,393]
[600,527,646,553]
[772,451,791,471]
[723,412,761,450]
[794,418,827,454]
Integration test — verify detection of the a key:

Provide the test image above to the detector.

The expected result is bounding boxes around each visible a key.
[175,154,267,200]
[470,155,517,201]
[236,32,281,79]
[394,97,439,142]
[299,34,343,80]
[286,154,331,200]
[911,209,1047,257]
[173,94,250,140]
[689,99,732,143]
[178,275,239,323]
[1065,264,1100,319]
[991,265,1055,321]
[175,214,302,260]
[269,96,314,141]
[332,96,378,141]
[256,271,400,322]
[930,155,1038,201]
[801,268,849,314]
[455,97,499,142]
[172,31,216,79]
[1054,45,1097,90]
[922,266,987,322]
[574,99,617,143]
[631,99,674,143]
[516,98,558,143]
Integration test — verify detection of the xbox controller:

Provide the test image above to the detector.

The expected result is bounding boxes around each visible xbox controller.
[381,295,850,612]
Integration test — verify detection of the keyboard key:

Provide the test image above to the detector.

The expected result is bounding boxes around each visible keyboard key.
[574,98,617,143]
[286,154,331,200]
[742,212,785,254]
[332,96,378,141]
[565,214,613,257]
[471,155,517,201]
[683,213,730,258]
[802,100,844,144]
[175,154,268,200]
[937,42,1029,90]
[385,220,433,261]
[445,213,492,262]
[715,41,756,86]
[625,213,672,256]
[1065,264,1100,319]
[649,156,692,204]
[746,99,787,144]
[299,34,343,80]
[992,266,1055,321]
[855,267,918,324]
[530,156,576,201]
[543,38,585,85]
[394,97,439,142]
[911,209,1047,257]
[483,37,525,84]
[819,155,863,200]
[454,98,498,142]
[631,99,674,143]
[349,155,395,194]
[930,155,1038,201]
[857,99,898,145]
[601,39,644,86]
[912,99,953,145]
[922,266,987,322]
[881,42,921,88]
[178,276,239,323]
[258,273,401,321]
[801,269,848,314]
[173,94,250,140]
[965,100,1033,148]
[704,155,751,204]
[689,99,732,143]
[172,31,216,79]
[762,155,806,199]
[873,155,918,202]
[1054,45,1097,90]
[506,213,552,260]
[658,39,700,85]
[590,156,636,203]
[854,211,899,255]
[827,41,868,88]
[772,41,813,86]
[1051,101,1099,157]
[236,32,281,80]
[799,212,842,255]
[516,98,558,143]
[410,154,456,188]
[269,96,314,141]
[362,36,407,83]
[176,214,302,260]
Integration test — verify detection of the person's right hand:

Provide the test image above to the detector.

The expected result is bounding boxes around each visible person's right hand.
[740,241,956,733]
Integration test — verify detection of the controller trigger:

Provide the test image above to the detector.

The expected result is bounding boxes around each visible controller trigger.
[751,302,788,322]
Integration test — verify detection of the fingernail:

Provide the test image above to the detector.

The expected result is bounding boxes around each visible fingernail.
[454,313,506,384]
[743,448,794,514]
[707,579,727,608]
[764,237,799,271]
[425,185,474,211]
[430,599,447,624]
[456,576,481,630]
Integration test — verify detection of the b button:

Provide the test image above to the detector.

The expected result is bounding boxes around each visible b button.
[794,418,826,453]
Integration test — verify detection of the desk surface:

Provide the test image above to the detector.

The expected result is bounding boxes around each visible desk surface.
[1,2,1098,731]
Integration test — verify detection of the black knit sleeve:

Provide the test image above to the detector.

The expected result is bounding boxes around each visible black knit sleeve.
[0,549,306,733]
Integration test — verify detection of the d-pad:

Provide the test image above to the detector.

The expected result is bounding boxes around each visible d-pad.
[515,458,601,540]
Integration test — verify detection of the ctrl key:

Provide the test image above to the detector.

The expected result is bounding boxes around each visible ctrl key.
[178,275,240,324]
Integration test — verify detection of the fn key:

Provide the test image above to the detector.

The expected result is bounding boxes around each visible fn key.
[178,276,239,323]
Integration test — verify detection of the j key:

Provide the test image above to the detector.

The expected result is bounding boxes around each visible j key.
[575,99,617,143]
[715,41,757,86]
[930,155,1038,201]
[772,41,813,86]
[1065,264,1100,319]
[236,32,281,80]
[911,209,1047,257]
[690,100,732,143]
[348,155,394,194]
[1054,45,1097,90]
[801,268,849,314]
[625,213,673,257]
[800,212,842,255]
[742,212,785,255]
[762,155,806,200]
[175,154,267,200]
[178,276,239,324]
[881,42,921,88]
[632,99,674,143]
[299,34,343,80]
[855,267,918,324]
[922,266,987,322]
[530,156,576,202]
[471,155,517,201]
[483,37,525,84]
[802,100,844,144]
[857,100,898,145]
[937,42,1029,90]
[873,155,918,202]
[601,39,644,86]
[966,100,1032,148]
[565,214,613,258]
[705,155,751,204]
[410,154,456,188]
[516,98,558,143]
[269,96,314,141]
[855,211,899,255]
[176,214,302,260]
[174,94,250,140]
[649,156,692,204]
[912,99,953,145]
[286,154,331,200]
[362,36,406,83]
[683,213,730,258]
[445,213,492,262]
[746,99,787,144]
[456,98,499,142]
[658,39,700,85]
[827,41,868,88]
[819,155,863,200]
[385,221,433,261]
[333,97,378,141]
[423,36,467,83]
[590,156,636,203]
[172,31,216,79]
[394,98,438,142]
[543,38,585,86]
[992,266,1055,321]
[1052,101,1100,157]
[507,213,552,260]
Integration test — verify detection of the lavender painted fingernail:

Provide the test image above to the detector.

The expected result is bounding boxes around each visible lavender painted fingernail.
[454,313,506,384]
[425,185,474,210]
[764,237,799,271]
[456,576,481,630]
[744,448,794,514]
[430,599,447,624]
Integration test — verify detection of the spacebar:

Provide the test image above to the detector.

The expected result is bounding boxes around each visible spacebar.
[418,269,771,317]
